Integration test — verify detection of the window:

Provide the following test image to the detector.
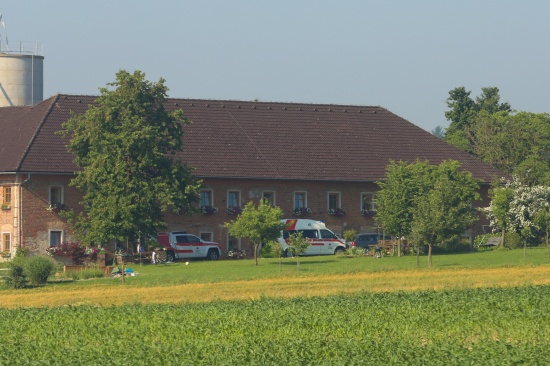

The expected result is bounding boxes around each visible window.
[283,229,318,239]
[200,190,213,207]
[49,230,62,247]
[294,192,307,209]
[2,233,10,251]
[2,187,11,205]
[200,232,213,242]
[228,235,240,251]
[328,192,340,210]
[227,191,240,207]
[49,186,63,205]
[361,192,375,211]
[262,191,275,206]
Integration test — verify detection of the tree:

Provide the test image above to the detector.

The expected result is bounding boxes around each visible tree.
[375,160,434,261]
[408,161,480,268]
[483,178,550,255]
[61,70,201,245]
[431,126,445,139]
[225,199,286,266]
[507,181,550,256]
[469,111,550,185]
[285,231,310,270]
[444,86,511,152]
[481,180,514,248]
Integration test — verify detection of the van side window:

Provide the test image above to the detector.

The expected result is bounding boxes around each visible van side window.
[301,229,318,239]
[283,229,317,239]
[320,229,335,239]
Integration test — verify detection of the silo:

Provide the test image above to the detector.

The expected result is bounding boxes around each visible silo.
[0,42,44,107]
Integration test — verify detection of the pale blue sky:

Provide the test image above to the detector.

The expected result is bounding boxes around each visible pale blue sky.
[2,1,549,132]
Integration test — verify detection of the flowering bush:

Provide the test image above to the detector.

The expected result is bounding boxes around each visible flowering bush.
[45,242,100,265]
[292,207,312,217]
[329,208,346,217]
[361,209,376,217]
[47,203,66,213]
[201,206,218,215]
[226,206,242,215]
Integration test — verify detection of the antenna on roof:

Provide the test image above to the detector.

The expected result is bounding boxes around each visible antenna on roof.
[0,13,9,52]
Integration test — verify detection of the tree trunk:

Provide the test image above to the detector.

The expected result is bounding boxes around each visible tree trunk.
[254,243,259,266]
[428,244,433,268]
[397,238,401,257]
[524,240,527,257]
[547,230,549,262]
[501,228,505,249]
[416,246,420,268]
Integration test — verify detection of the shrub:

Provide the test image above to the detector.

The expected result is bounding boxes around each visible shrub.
[25,256,55,285]
[260,241,284,258]
[5,259,28,289]
[68,267,105,280]
[507,232,522,249]
[343,229,357,243]
[345,246,364,256]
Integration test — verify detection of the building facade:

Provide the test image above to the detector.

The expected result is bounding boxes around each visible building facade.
[0,95,503,260]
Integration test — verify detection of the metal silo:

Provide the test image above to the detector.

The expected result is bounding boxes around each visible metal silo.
[0,41,44,107]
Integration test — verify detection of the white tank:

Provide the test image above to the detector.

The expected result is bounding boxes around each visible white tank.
[0,50,44,107]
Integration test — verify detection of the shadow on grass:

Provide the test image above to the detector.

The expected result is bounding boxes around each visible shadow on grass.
[269,259,337,266]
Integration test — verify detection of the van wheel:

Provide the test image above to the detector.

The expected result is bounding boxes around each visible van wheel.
[285,249,293,258]
[334,247,345,255]
[207,249,219,260]
[166,251,176,262]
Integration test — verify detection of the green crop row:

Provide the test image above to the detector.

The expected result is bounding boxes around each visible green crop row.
[1,285,549,365]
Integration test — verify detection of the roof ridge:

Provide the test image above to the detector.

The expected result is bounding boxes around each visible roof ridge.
[16,95,61,171]
[59,94,383,109]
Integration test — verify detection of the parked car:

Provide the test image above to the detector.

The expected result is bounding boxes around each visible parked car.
[351,232,392,250]
[157,232,221,261]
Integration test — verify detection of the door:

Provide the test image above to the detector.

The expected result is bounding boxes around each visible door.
[173,234,197,258]
[320,229,339,254]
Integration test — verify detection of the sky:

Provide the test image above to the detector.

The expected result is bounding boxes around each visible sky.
[1,1,549,132]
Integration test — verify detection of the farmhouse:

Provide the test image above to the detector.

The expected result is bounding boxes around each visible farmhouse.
[0,94,504,259]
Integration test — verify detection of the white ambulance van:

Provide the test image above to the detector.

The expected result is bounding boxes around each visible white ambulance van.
[278,219,346,256]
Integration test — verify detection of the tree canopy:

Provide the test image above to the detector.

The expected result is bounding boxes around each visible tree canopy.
[61,70,201,244]
[225,199,286,266]
[483,179,550,253]
[376,160,479,267]
[444,87,511,153]
[443,86,550,185]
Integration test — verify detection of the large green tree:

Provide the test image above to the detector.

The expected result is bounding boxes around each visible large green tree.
[469,111,550,185]
[445,86,511,152]
[375,160,434,259]
[225,199,286,266]
[61,70,201,245]
[409,161,479,268]
[376,160,479,268]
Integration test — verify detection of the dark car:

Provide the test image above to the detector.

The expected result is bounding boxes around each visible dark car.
[351,233,391,249]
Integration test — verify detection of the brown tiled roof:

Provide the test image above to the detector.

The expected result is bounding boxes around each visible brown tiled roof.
[1,94,505,183]
[0,97,57,172]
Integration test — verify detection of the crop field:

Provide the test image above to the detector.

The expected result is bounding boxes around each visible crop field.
[1,248,550,364]
[1,286,549,365]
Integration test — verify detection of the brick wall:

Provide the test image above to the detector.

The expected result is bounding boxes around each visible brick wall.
[8,173,491,257]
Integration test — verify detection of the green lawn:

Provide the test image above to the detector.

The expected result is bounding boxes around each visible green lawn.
[2,246,549,291]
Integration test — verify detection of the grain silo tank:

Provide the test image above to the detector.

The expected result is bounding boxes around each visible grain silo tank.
[0,42,44,107]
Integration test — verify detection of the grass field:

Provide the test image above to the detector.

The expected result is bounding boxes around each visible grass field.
[1,248,550,364]
[1,247,550,308]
